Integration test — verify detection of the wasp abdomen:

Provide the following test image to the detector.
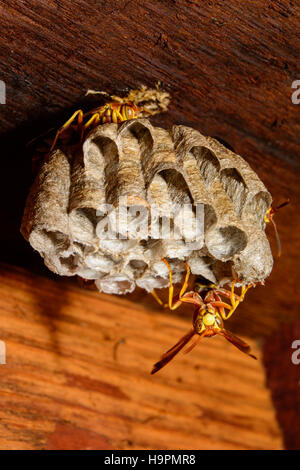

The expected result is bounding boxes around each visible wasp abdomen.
[101,103,138,124]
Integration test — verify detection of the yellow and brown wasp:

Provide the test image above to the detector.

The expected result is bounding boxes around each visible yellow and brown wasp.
[151,259,256,374]
[48,100,140,154]
[30,83,169,168]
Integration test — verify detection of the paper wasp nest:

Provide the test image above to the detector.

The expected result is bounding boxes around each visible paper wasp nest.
[21,118,273,294]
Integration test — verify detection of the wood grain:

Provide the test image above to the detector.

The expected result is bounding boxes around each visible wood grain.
[0,0,299,172]
[263,320,300,450]
[0,262,282,450]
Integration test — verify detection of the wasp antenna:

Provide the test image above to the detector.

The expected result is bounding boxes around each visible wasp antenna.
[85,89,110,97]
[275,198,290,211]
[217,329,257,360]
[151,329,195,374]
[271,217,282,258]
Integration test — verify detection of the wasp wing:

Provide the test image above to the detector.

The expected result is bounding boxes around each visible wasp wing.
[183,330,207,354]
[218,329,257,359]
[151,329,195,374]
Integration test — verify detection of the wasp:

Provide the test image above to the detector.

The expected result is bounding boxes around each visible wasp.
[151,259,256,374]
[265,200,290,257]
[43,83,169,159]
[48,101,140,154]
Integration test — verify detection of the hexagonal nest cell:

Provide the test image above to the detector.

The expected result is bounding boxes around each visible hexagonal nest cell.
[21,118,273,294]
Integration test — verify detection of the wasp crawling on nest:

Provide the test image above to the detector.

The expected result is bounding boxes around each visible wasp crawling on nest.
[29,83,170,174]
[48,83,170,156]
[151,259,256,374]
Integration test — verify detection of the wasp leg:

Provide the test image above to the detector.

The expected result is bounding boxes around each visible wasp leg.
[209,291,227,319]
[112,106,125,123]
[162,258,190,310]
[179,262,190,299]
[151,289,164,306]
[139,106,154,117]
[240,284,253,300]
[151,259,189,309]
[206,289,233,316]
[214,282,253,320]
[221,281,240,320]
[152,259,202,311]
[49,110,84,154]
[83,112,100,130]
[212,285,239,303]
[210,300,232,310]
[151,288,203,310]
[83,104,108,119]
[81,112,101,141]
[162,258,199,310]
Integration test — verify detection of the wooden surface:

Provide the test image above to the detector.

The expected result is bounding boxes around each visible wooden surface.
[0,262,283,450]
[0,0,299,450]
[264,319,300,450]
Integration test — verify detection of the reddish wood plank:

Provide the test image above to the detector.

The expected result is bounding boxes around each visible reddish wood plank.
[263,320,300,450]
[0,263,282,450]
[0,0,299,272]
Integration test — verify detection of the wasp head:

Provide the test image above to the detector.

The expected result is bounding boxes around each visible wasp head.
[264,206,275,223]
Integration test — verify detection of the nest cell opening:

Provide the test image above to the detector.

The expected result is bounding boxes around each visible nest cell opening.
[191,146,220,188]
[220,168,247,217]
[95,275,135,295]
[59,254,78,270]
[70,207,98,240]
[32,229,70,253]
[247,191,271,228]
[120,120,154,157]
[206,225,247,260]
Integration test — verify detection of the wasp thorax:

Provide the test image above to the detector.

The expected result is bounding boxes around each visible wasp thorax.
[203,313,216,326]
[194,307,223,334]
